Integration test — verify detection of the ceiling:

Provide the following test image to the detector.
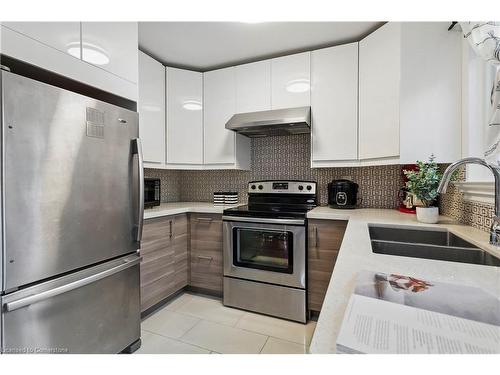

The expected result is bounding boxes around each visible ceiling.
[138,22,383,71]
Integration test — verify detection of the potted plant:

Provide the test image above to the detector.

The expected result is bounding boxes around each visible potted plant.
[403,155,442,224]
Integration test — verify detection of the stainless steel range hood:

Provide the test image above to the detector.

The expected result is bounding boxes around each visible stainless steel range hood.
[225,106,311,137]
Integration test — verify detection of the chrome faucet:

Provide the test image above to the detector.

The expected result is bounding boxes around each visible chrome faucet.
[438,157,500,246]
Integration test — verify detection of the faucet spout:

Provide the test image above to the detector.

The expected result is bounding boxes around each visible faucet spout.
[439,157,500,246]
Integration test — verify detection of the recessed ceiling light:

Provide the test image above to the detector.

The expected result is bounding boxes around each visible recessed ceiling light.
[182,100,202,111]
[286,79,310,93]
[67,42,110,66]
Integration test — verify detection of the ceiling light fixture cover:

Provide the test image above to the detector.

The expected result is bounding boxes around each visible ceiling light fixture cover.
[286,79,310,93]
[67,42,110,65]
[182,100,202,111]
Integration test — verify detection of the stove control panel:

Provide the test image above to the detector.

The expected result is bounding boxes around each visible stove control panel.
[248,181,316,194]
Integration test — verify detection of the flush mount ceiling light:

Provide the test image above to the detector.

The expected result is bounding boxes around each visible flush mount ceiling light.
[286,79,310,93]
[182,100,202,111]
[67,42,110,65]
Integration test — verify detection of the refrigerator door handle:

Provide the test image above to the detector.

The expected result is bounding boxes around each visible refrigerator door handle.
[132,138,144,243]
[4,256,141,312]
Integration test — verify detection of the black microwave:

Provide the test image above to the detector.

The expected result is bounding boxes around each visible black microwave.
[144,178,161,208]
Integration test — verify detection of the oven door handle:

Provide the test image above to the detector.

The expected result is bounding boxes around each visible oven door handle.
[222,216,305,225]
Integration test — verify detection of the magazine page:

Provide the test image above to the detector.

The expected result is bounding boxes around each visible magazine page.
[336,271,500,354]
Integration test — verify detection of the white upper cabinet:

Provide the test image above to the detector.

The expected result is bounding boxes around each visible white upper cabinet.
[235,60,271,113]
[399,22,461,164]
[139,51,165,164]
[311,43,359,167]
[81,22,138,84]
[271,52,311,109]
[166,67,203,166]
[2,22,81,58]
[203,67,251,169]
[359,22,401,161]
[1,22,138,101]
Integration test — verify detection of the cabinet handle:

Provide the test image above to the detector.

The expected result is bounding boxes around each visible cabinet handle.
[169,220,173,238]
[196,217,213,223]
[197,255,213,262]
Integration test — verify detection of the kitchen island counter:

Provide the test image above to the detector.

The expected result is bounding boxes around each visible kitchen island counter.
[307,207,500,354]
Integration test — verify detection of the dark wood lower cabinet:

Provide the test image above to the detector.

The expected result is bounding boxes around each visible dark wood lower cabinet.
[140,212,224,312]
[308,219,348,313]
[189,213,223,294]
[140,214,188,312]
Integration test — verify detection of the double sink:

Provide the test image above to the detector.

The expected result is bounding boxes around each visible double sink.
[369,224,500,267]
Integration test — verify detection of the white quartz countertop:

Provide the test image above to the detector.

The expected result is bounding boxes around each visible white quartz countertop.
[307,207,500,354]
[144,202,241,219]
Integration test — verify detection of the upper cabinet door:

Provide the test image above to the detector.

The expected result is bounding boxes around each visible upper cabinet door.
[203,67,237,165]
[311,43,358,165]
[139,52,165,164]
[166,67,203,165]
[271,52,311,109]
[359,22,401,160]
[81,22,138,84]
[235,60,271,113]
[399,22,461,164]
[2,22,81,58]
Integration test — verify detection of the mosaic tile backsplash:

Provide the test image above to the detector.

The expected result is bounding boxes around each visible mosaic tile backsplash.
[439,166,494,233]
[146,134,403,208]
[145,133,494,232]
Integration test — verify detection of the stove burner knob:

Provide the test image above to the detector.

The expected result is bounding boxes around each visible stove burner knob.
[298,185,304,191]
[251,184,256,190]
[306,185,312,191]
[258,185,263,190]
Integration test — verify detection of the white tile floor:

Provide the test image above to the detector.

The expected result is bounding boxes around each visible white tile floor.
[136,292,316,354]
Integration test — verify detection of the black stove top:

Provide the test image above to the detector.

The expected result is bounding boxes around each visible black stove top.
[223,180,317,219]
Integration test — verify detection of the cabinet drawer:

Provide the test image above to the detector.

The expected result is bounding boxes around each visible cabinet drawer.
[190,253,223,293]
[190,213,223,293]
[190,214,222,238]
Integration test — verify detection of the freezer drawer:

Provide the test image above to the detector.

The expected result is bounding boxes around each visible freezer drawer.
[1,255,141,354]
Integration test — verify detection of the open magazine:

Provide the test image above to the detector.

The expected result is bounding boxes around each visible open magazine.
[336,271,500,354]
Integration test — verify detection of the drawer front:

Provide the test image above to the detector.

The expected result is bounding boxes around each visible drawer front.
[190,213,222,239]
[2,256,140,354]
[190,213,223,293]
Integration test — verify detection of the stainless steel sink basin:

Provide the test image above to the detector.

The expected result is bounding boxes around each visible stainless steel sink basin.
[368,224,500,267]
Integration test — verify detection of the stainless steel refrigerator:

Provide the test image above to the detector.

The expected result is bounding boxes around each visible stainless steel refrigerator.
[0,69,144,354]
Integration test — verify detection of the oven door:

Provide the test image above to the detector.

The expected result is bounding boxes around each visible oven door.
[223,217,306,288]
